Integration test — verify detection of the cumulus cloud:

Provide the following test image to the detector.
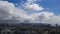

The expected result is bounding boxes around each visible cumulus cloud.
[0,1,14,20]
[24,3,44,11]
[20,0,44,12]
[27,0,41,3]
[0,1,60,24]
[0,1,23,23]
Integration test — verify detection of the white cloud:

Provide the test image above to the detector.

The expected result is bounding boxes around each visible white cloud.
[0,1,14,20]
[0,1,60,24]
[24,3,44,11]
[28,12,60,24]
[0,1,24,23]
[20,0,44,12]
[27,0,41,3]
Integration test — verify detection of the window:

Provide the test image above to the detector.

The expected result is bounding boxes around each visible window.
[7,32,11,34]
[3,32,5,34]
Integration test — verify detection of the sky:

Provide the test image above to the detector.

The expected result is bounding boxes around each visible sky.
[7,0,60,15]
[0,0,60,24]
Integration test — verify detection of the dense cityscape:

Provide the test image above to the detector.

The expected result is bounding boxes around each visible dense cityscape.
[0,23,60,34]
